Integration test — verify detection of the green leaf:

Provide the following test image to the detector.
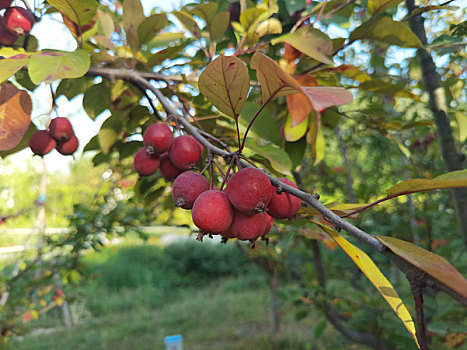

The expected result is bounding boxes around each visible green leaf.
[97,10,115,38]
[240,7,269,32]
[386,170,467,197]
[349,16,423,48]
[271,27,333,65]
[191,3,218,25]
[138,14,168,46]
[251,52,304,102]
[49,0,98,26]
[83,82,111,120]
[454,111,467,143]
[98,115,123,154]
[239,102,282,145]
[357,79,420,101]
[368,0,403,15]
[56,76,94,100]
[83,135,99,152]
[210,12,230,42]
[285,138,307,171]
[245,138,292,175]
[402,5,459,21]
[173,11,201,38]
[0,52,30,84]
[28,49,91,84]
[198,55,250,119]
[377,236,467,299]
[123,0,145,51]
[309,114,324,165]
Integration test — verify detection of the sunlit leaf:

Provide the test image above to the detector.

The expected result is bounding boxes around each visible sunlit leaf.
[28,49,91,84]
[240,7,269,32]
[97,9,114,38]
[377,236,467,299]
[198,55,249,119]
[368,0,403,15]
[245,138,292,175]
[0,83,32,151]
[49,0,98,26]
[350,16,423,48]
[254,18,282,37]
[333,64,371,83]
[284,114,308,142]
[357,80,420,100]
[454,111,467,143]
[302,86,354,113]
[386,169,467,197]
[148,33,186,48]
[251,52,304,103]
[0,53,31,84]
[310,220,420,348]
[271,27,333,65]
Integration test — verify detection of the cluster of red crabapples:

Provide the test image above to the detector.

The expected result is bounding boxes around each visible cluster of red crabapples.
[29,117,79,157]
[0,0,35,45]
[134,122,302,245]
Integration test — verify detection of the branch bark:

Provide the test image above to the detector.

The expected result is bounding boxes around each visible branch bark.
[86,66,467,307]
[405,0,467,247]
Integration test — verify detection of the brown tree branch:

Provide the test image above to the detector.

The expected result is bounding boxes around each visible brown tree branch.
[85,66,467,308]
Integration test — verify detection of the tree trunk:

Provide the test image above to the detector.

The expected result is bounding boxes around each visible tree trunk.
[406,0,467,247]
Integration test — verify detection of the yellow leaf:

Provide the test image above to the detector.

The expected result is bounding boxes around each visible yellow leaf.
[377,236,467,298]
[386,169,467,197]
[271,27,333,64]
[198,55,250,119]
[251,52,305,102]
[39,299,47,307]
[310,219,420,348]
[19,261,27,271]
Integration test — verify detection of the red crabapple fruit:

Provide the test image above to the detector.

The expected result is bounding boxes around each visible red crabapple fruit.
[29,130,56,156]
[4,7,35,36]
[225,168,272,215]
[192,190,234,234]
[134,147,160,176]
[267,178,301,219]
[172,172,209,209]
[143,123,173,156]
[48,117,74,142]
[169,135,202,170]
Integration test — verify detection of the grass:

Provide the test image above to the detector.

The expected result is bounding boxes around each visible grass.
[4,241,351,350]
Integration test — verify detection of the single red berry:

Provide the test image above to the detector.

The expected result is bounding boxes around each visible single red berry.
[29,130,56,156]
[48,117,74,142]
[54,289,65,297]
[192,190,234,234]
[160,153,184,181]
[4,7,35,36]
[231,211,269,241]
[134,147,160,176]
[188,135,204,155]
[220,226,236,239]
[225,168,272,215]
[0,0,13,10]
[172,172,209,209]
[267,178,301,219]
[56,134,79,155]
[0,16,18,45]
[169,135,201,170]
[143,123,173,156]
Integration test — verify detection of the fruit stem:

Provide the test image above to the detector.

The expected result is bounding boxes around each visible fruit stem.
[220,157,235,191]
[239,87,282,153]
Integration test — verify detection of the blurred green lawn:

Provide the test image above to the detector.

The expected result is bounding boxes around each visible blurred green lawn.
[6,241,342,350]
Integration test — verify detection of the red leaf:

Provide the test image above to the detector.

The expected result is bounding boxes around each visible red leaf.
[302,86,353,112]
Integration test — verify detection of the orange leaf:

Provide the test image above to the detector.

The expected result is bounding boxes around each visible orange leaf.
[286,74,317,125]
[377,236,467,298]
[284,43,302,61]
[0,83,32,151]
